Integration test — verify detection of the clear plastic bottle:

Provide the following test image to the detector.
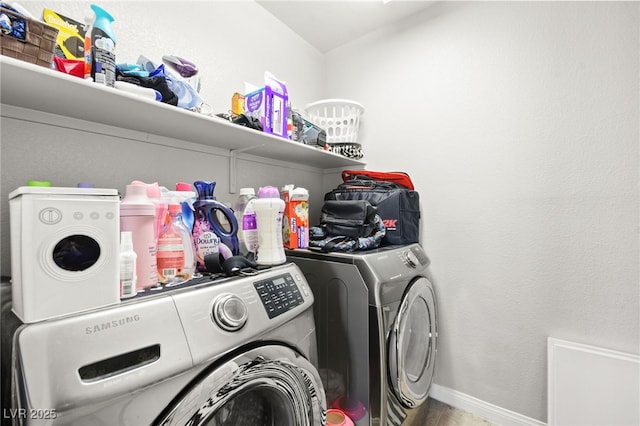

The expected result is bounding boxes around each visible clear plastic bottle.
[157,203,195,285]
[83,11,93,80]
[119,231,137,298]
[234,188,258,255]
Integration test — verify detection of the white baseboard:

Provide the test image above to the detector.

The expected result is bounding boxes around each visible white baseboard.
[429,384,546,426]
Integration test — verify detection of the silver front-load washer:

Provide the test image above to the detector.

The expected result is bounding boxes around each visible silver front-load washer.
[287,244,438,426]
[2,264,325,425]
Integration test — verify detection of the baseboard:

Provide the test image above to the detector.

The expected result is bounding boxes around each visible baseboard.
[429,384,546,426]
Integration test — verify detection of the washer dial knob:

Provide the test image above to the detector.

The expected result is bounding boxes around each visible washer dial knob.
[401,249,420,268]
[213,294,248,331]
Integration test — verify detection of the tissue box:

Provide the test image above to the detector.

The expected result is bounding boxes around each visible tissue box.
[245,72,288,138]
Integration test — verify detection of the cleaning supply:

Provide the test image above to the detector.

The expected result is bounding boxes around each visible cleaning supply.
[234,188,258,255]
[167,182,197,232]
[281,185,309,249]
[89,4,116,87]
[119,231,137,298]
[131,181,167,243]
[253,186,286,266]
[192,181,239,272]
[83,11,92,79]
[120,184,158,290]
[156,203,195,285]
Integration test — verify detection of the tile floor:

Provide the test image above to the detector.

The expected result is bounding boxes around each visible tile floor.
[423,398,497,426]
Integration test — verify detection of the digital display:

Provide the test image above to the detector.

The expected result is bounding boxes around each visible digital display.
[253,273,304,319]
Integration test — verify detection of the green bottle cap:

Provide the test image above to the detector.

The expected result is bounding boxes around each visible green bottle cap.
[27,180,51,187]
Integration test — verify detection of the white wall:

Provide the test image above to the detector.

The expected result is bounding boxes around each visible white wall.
[324,1,639,422]
[12,0,323,116]
[0,1,327,275]
[2,1,638,422]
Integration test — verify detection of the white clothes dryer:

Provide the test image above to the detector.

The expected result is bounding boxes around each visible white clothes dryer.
[287,244,438,426]
[2,264,325,425]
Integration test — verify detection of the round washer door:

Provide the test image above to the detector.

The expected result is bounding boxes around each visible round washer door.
[388,276,438,408]
[155,345,326,426]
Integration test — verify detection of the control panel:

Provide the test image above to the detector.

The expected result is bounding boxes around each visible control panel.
[399,245,430,269]
[253,273,304,319]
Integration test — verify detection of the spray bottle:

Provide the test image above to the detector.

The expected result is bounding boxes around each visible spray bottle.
[157,203,195,285]
[90,4,116,87]
[119,231,137,298]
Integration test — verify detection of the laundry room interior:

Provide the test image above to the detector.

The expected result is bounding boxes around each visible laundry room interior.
[0,1,638,426]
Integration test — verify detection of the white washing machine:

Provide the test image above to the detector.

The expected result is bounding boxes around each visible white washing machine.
[287,244,438,426]
[1,264,326,425]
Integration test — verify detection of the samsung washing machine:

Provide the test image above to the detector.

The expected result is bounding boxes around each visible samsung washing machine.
[1,264,326,426]
[287,243,438,426]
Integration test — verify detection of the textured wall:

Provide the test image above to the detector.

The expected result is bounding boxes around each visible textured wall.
[3,1,638,422]
[12,1,325,112]
[323,1,639,422]
[0,1,328,275]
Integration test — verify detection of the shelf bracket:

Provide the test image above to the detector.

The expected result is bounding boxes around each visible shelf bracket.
[229,146,263,194]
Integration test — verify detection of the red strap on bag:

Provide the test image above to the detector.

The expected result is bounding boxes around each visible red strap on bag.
[341,170,415,190]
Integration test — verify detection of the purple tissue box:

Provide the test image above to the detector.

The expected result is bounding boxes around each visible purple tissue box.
[245,80,288,138]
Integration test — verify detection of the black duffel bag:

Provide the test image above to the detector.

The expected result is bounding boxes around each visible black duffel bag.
[309,200,386,252]
[324,174,420,246]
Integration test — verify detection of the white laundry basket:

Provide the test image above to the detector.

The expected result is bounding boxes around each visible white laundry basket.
[304,99,365,143]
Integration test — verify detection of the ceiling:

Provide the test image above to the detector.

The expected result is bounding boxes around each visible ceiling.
[256,1,436,53]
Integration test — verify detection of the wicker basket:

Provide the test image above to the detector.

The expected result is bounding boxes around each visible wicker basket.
[0,7,58,68]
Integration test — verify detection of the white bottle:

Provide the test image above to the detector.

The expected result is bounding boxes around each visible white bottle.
[234,188,258,255]
[119,231,137,298]
[253,186,286,266]
[120,184,158,291]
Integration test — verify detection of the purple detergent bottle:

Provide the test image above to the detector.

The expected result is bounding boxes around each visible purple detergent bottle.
[192,181,239,271]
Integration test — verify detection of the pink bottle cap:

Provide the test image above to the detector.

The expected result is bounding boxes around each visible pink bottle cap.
[175,182,192,191]
[131,181,161,199]
[120,184,155,216]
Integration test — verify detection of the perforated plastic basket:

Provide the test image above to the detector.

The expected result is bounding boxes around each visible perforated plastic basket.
[304,99,365,143]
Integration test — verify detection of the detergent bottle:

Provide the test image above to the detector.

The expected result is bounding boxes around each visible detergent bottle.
[234,188,258,256]
[90,4,116,87]
[120,184,158,290]
[192,181,239,272]
[253,186,286,266]
[131,181,167,243]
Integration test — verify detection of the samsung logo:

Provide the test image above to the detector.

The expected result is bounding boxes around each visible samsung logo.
[85,315,141,334]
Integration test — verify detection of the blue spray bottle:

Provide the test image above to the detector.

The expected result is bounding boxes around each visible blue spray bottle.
[90,4,116,87]
[192,181,239,272]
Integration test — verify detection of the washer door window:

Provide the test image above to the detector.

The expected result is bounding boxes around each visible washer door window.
[155,345,326,426]
[388,277,438,408]
[52,234,101,271]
